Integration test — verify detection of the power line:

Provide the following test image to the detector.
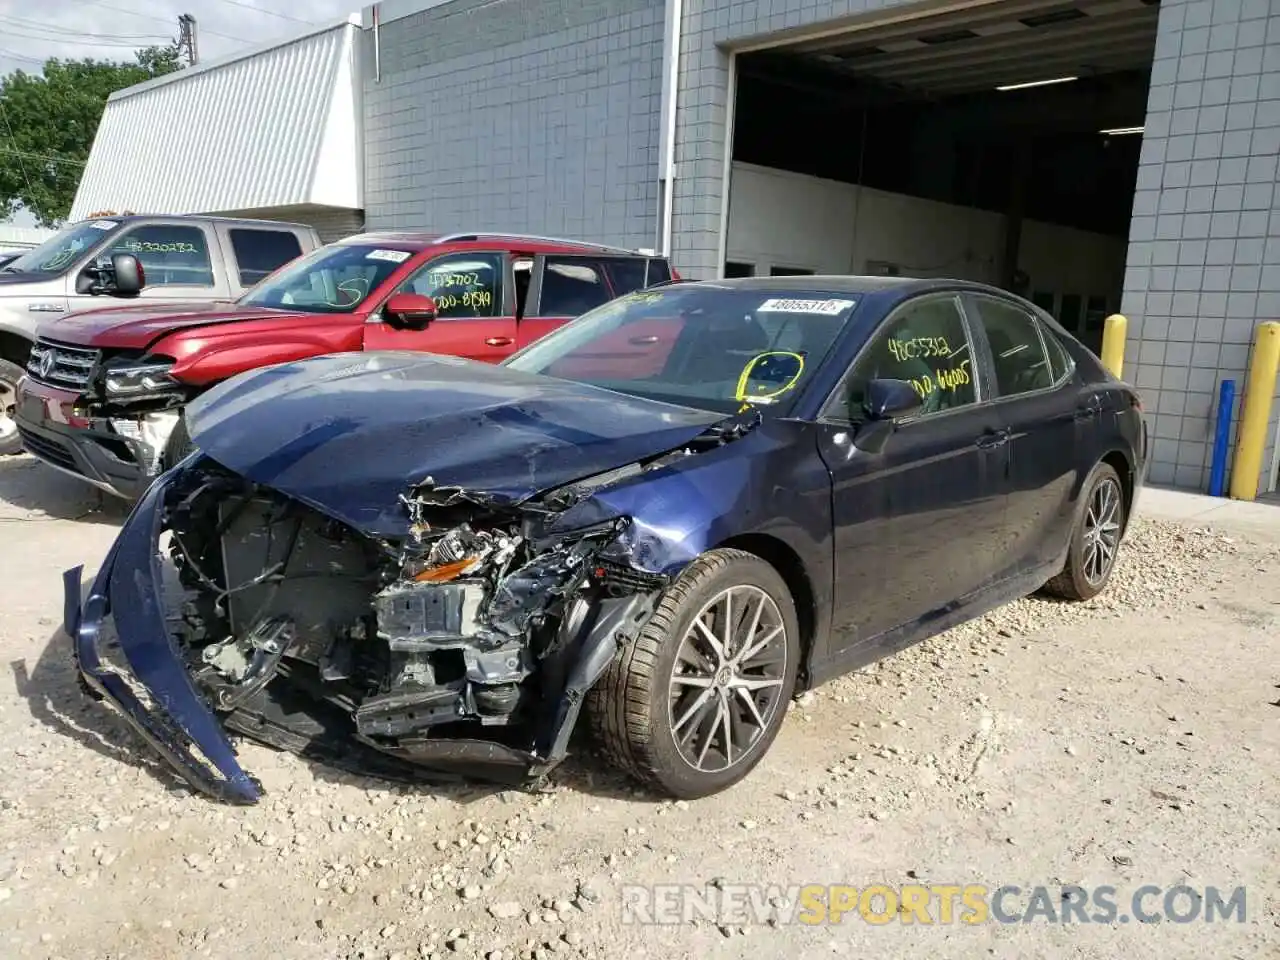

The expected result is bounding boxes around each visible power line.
[0,100,41,222]
[2,28,165,50]
[0,14,169,41]
[0,48,47,67]
[211,0,320,25]
[78,1,245,44]
[0,146,87,167]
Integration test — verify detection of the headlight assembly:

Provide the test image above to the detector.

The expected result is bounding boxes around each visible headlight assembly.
[104,359,179,398]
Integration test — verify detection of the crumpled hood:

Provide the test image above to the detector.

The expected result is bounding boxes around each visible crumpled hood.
[39,300,306,350]
[186,352,725,536]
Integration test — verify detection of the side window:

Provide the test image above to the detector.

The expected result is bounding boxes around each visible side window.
[105,225,213,287]
[600,257,647,297]
[647,258,672,284]
[229,229,303,287]
[834,295,977,420]
[538,257,612,317]
[1040,322,1075,384]
[971,297,1057,397]
[403,253,502,319]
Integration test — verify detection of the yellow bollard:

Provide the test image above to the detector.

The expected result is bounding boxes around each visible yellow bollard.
[1228,321,1280,502]
[1100,313,1127,379]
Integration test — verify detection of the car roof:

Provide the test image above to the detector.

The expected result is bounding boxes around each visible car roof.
[75,213,314,230]
[691,275,991,296]
[336,231,663,258]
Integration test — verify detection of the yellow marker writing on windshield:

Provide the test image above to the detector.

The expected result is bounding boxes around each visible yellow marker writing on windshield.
[734,351,806,404]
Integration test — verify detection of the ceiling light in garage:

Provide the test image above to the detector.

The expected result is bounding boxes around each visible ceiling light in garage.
[1099,126,1144,135]
[996,75,1078,91]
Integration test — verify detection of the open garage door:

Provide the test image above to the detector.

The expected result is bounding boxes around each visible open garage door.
[727,0,1158,355]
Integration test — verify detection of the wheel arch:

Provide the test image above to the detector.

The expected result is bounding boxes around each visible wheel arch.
[1099,447,1135,533]
[715,532,818,685]
[0,329,32,368]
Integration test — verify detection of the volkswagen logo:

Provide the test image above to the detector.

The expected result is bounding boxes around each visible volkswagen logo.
[38,350,55,380]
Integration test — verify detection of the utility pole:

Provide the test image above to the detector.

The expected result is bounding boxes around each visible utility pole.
[177,14,199,67]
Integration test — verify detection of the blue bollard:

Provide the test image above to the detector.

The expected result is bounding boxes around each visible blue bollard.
[1208,378,1235,497]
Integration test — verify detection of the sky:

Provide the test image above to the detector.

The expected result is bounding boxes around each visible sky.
[1,1,361,225]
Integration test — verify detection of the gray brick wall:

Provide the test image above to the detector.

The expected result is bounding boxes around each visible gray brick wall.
[1122,0,1280,493]
[361,0,664,251]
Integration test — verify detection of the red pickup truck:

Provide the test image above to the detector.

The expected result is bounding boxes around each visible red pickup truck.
[15,231,676,498]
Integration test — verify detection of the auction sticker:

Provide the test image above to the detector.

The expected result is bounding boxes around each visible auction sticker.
[757,298,855,316]
[367,249,412,263]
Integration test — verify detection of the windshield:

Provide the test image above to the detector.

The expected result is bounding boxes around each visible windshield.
[2,219,122,275]
[504,286,860,414]
[238,242,416,313]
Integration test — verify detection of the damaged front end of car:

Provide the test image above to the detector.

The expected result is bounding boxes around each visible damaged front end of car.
[65,455,674,805]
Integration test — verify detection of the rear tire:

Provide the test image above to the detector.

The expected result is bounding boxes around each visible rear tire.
[587,548,800,799]
[0,358,25,457]
[1042,462,1126,601]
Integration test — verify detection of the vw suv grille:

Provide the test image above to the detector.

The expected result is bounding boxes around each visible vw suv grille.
[27,339,100,391]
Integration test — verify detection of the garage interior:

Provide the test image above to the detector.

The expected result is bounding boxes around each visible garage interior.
[728,0,1160,354]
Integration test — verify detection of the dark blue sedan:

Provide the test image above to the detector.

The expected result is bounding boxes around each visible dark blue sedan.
[65,276,1147,803]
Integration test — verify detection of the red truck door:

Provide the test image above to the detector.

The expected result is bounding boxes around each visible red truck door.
[363,251,517,363]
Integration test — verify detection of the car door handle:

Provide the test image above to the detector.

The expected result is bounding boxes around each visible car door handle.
[1074,403,1100,422]
[975,428,1010,450]
[485,336,514,347]
[628,335,660,345]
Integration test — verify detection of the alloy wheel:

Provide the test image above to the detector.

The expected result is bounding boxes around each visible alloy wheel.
[1082,477,1122,585]
[667,584,789,773]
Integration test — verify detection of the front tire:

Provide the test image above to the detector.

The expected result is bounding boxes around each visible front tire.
[0,358,25,457]
[587,548,800,799]
[1042,462,1126,601]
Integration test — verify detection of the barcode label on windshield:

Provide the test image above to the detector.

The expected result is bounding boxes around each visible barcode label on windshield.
[367,249,411,263]
[757,298,854,316]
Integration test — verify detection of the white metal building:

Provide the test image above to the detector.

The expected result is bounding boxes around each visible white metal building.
[69,16,365,242]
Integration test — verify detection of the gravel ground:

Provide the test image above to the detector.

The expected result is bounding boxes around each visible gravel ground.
[0,454,1277,960]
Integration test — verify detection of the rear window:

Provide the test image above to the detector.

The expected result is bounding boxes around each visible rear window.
[229,229,304,287]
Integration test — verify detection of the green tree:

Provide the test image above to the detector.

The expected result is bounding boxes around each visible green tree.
[0,45,182,227]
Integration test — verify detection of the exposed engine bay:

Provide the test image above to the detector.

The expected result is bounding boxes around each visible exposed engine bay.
[158,458,669,784]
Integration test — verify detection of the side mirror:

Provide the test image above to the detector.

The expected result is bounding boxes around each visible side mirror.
[864,378,923,421]
[77,253,146,297]
[110,253,144,295]
[383,292,437,331]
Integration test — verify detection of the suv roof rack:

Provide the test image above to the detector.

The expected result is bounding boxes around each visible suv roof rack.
[434,232,649,258]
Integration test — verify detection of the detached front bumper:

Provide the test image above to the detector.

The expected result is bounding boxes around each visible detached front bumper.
[64,470,263,803]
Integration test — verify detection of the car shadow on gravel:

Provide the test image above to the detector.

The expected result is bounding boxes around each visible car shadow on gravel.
[0,455,131,525]
[12,626,191,795]
[17,613,659,807]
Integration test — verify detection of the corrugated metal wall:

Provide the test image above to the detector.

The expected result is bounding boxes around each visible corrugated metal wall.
[70,21,363,221]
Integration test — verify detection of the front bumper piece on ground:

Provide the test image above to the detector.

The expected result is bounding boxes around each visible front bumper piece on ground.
[64,471,264,803]
[64,469,660,804]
